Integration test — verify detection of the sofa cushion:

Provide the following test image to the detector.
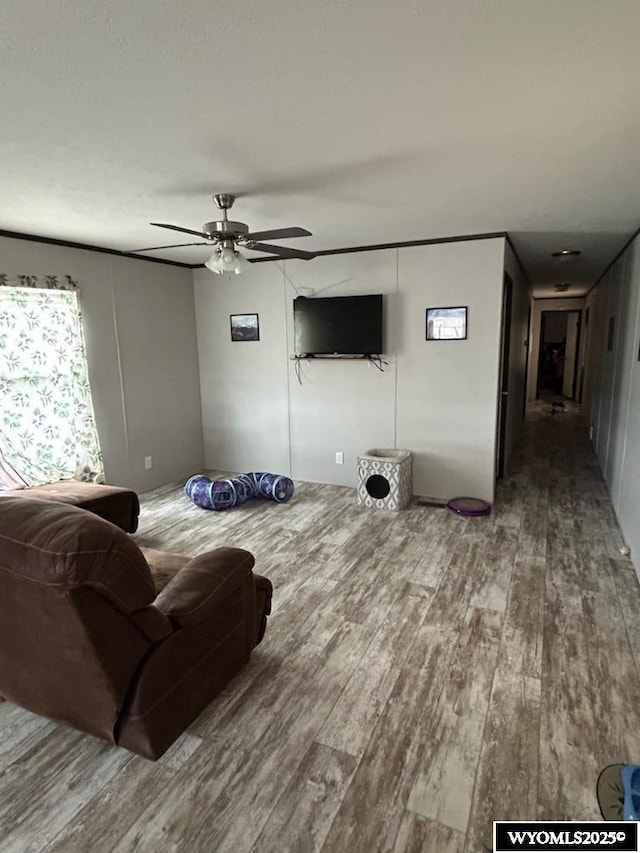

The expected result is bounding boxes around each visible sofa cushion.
[0,481,140,533]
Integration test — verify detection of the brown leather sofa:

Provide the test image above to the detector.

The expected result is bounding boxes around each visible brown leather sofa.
[1,481,140,532]
[0,498,272,760]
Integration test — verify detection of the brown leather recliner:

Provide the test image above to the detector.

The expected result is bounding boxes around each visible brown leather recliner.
[0,498,272,760]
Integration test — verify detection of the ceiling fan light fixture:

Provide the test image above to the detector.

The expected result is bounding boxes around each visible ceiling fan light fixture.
[551,249,581,265]
[204,250,223,275]
[219,246,236,266]
[204,245,251,276]
[233,251,252,274]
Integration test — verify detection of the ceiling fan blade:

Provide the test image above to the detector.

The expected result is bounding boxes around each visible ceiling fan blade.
[243,226,311,241]
[150,222,211,239]
[127,241,211,253]
[246,242,316,260]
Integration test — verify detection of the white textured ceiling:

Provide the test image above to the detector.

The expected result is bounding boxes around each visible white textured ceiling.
[1,0,640,298]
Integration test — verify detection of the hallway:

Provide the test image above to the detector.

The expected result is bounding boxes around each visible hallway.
[488,401,640,832]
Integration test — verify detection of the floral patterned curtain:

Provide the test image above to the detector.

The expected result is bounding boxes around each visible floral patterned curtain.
[0,276,104,488]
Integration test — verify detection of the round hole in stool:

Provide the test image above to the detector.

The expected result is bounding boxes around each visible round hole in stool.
[366,474,390,500]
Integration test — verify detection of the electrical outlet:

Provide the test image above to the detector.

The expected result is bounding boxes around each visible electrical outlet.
[335,451,344,465]
[144,456,153,470]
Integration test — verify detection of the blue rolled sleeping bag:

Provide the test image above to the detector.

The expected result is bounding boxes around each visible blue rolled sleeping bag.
[185,471,294,511]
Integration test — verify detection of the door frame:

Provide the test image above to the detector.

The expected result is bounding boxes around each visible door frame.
[522,305,531,418]
[563,310,582,400]
[496,274,513,480]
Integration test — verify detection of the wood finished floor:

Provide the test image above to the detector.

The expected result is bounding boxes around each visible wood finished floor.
[2,403,639,852]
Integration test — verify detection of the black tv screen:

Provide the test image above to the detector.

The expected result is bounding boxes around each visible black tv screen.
[294,294,383,355]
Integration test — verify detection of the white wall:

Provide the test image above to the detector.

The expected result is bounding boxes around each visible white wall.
[194,236,506,502]
[587,236,640,573]
[591,260,626,481]
[396,240,506,499]
[194,260,290,475]
[526,296,586,401]
[0,236,203,491]
[582,282,609,417]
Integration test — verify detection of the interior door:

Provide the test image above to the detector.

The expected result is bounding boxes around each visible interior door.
[562,311,580,398]
[496,275,513,480]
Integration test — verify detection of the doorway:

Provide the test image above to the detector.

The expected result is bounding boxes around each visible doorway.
[536,310,581,399]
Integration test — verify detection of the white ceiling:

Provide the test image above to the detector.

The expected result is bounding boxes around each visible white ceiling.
[1,0,639,298]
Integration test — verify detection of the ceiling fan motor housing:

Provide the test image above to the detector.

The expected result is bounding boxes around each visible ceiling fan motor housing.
[203,220,249,239]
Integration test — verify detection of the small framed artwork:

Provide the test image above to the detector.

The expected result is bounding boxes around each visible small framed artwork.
[426,306,468,341]
[230,313,260,342]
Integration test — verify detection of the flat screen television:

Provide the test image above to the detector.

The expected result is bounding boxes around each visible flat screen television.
[293,294,383,356]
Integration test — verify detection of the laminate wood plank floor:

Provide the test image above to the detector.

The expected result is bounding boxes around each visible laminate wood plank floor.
[3,402,640,852]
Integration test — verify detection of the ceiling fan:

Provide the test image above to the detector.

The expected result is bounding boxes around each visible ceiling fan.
[129,193,316,275]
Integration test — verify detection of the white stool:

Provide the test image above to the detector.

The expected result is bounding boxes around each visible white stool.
[357,449,412,511]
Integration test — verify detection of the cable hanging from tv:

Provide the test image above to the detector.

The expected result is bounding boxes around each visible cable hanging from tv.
[292,353,387,385]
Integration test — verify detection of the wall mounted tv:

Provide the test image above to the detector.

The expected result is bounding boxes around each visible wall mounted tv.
[293,294,383,356]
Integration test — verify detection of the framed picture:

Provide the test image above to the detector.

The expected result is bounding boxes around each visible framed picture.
[426,306,467,340]
[230,313,260,342]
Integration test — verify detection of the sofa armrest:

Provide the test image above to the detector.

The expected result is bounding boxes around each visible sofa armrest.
[253,573,273,645]
[254,574,273,613]
[154,547,255,629]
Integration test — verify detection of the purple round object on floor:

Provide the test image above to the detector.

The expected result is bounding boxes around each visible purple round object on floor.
[446,497,491,517]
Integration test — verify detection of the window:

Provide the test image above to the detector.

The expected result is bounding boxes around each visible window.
[0,281,103,488]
